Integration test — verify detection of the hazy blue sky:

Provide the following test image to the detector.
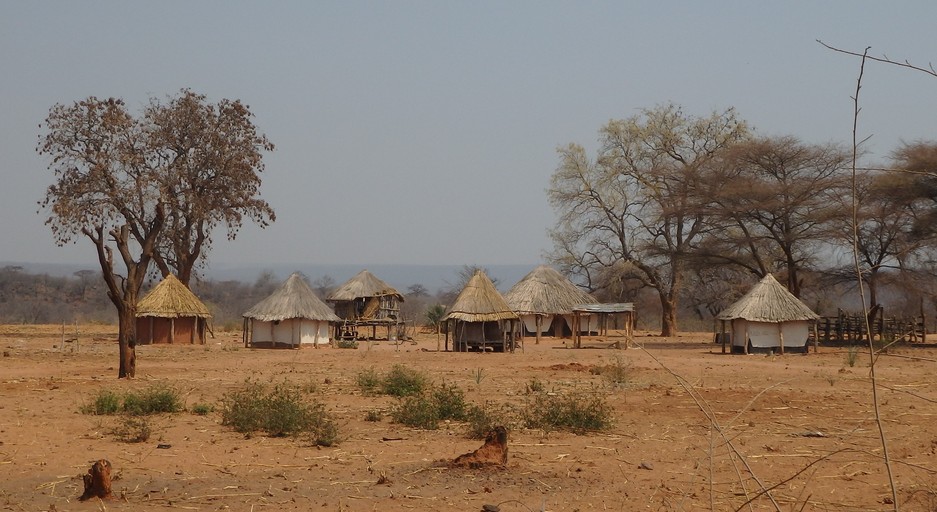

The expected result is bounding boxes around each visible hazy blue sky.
[2,2,935,271]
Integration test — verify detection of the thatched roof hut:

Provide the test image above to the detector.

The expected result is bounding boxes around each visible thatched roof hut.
[504,265,596,338]
[327,270,403,322]
[716,274,819,354]
[135,274,212,344]
[243,273,340,348]
[443,270,518,352]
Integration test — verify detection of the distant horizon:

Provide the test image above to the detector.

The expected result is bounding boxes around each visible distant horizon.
[0,260,544,294]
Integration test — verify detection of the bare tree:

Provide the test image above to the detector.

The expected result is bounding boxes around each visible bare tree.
[549,104,748,335]
[703,136,851,297]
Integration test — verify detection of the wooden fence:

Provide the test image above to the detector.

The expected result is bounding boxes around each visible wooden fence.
[814,309,926,344]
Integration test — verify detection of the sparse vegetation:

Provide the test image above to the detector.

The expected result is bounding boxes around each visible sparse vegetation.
[472,367,486,385]
[81,383,183,416]
[391,382,469,429]
[591,356,633,388]
[191,403,214,415]
[109,415,152,443]
[357,364,429,397]
[846,345,860,367]
[220,380,338,445]
[523,388,614,434]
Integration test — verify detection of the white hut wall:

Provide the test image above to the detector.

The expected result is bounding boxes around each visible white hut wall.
[521,314,555,336]
[780,321,810,347]
[299,320,331,345]
[562,314,598,334]
[731,320,810,349]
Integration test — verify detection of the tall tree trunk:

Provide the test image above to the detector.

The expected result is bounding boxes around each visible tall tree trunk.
[117,304,136,378]
[660,292,678,337]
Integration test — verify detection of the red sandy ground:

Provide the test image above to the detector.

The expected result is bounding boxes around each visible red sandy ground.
[1,325,936,511]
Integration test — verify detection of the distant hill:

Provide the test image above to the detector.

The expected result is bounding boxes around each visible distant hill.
[1,261,539,294]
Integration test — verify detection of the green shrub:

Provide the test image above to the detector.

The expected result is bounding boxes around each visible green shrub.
[356,367,382,395]
[122,384,184,415]
[191,403,214,415]
[80,384,182,416]
[431,382,468,421]
[392,394,441,429]
[381,364,428,397]
[81,389,122,415]
[523,389,613,434]
[221,380,339,445]
[364,409,383,422]
[465,402,514,439]
[391,382,469,429]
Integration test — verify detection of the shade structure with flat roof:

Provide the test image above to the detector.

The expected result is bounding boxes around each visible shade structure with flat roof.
[243,273,341,348]
[716,274,820,354]
[504,265,597,340]
[135,274,212,345]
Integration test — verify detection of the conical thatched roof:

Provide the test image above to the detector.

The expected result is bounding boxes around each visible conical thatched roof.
[136,274,212,318]
[327,270,404,302]
[504,265,596,315]
[716,274,819,322]
[444,270,518,323]
[244,273,340,322]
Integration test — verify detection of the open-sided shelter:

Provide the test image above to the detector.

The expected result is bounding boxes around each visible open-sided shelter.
[504,265,597,342]
[716,274,820,354]
[135,274,212,344]
[443,270,519,352]
[327,269,404,340]
[243,273,341,348]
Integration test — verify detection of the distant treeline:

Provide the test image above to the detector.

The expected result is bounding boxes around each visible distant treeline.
[0,266,457,331]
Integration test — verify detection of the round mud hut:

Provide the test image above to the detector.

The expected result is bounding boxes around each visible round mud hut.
[716,273,820,354]
[243,272,341,348]
[504,265,597,342]
[135,274,212,345]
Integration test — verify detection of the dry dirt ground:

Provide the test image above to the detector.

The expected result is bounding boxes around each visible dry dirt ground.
[1,325,937,511]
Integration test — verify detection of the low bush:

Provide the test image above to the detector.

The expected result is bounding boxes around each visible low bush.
[391,382,469,429]
[221,380,339,445]
[523,389,613,434]
[81,383,183,416]
[191,403,214,415]
[382,364,429,397]
[81,389,122,415]
[356,367,381,395]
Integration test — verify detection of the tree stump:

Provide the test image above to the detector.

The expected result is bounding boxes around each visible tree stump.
[450,426,508,468]
[79,459,113,501]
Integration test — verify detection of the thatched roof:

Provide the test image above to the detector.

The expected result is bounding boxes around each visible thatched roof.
[504,265,596,315]
[716,274,819,322]
[327,270,404,302]
[136,274,212,318]
[244,273,341,322]
[444,270,518,323]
